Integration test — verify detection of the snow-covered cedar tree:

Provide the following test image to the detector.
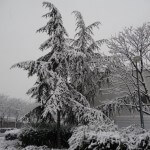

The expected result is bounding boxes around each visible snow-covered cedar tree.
[97,23,150,118]
[11,2,113,127]
[66,11,108,106]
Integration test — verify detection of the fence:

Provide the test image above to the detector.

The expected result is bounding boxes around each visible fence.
[0,117,23,128]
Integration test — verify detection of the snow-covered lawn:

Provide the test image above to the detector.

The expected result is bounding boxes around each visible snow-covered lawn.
[0,137,21,150]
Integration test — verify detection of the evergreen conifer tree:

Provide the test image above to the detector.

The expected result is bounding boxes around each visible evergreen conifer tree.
[68,11,107,105]
[11,2,113,148]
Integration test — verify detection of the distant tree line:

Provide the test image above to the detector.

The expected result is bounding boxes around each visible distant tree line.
[0,94,35,128]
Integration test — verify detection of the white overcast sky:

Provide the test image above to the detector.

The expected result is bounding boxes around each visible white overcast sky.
[0,0,150,101]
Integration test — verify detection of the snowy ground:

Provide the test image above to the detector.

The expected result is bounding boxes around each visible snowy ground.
[0,136,21,150]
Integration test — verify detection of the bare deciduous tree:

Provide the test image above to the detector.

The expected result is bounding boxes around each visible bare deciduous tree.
[98,23,150,117]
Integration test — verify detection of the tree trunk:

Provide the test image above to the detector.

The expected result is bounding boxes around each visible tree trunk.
[15,118,18,128]
[136,63,145,129]
[57,110,61,149]
[0,117,2,128]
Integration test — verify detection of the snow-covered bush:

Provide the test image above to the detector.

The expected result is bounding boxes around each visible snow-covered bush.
[5,128,21,140]
[19,123,72,148]
[68,122,119,150]
[0,128,14,133]
[68,124,150,150]
[120,124,150,150]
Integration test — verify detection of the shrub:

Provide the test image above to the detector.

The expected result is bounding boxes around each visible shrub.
[5,133,17,140]
[5,129,20,140]
[0,128,13,133]
[120,124,150,150]
[68,124,150,150]
[19,123,72,148]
